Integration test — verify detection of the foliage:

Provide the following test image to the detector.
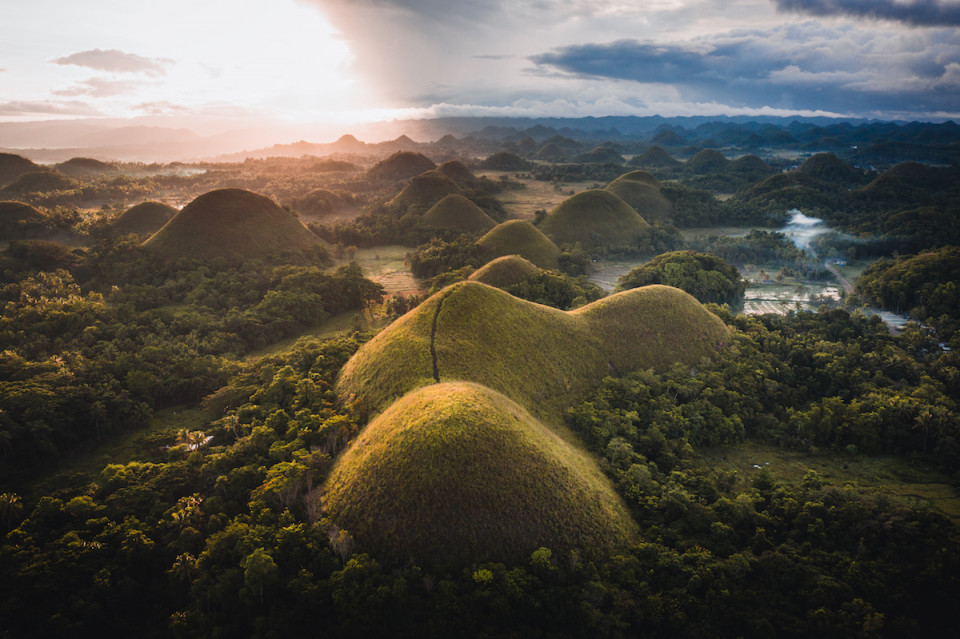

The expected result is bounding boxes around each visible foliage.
[616,250,747,307]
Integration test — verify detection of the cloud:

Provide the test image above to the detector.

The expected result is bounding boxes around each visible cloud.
[0,99,104,117]
[53,78,149,98]
[773,0,960,27]
[528,23,960,115]
[51,49,171,76]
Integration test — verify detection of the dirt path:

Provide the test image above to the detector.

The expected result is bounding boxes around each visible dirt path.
[825,262,854,295]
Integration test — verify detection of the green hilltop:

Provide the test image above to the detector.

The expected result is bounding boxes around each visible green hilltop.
[388,170,463,211]
[322,381,638,568]
[477,219,560,269]
[337,280,730,424]
[366,151,436,181]
[468,254,541,288]
[422,194,497,233]
[538,189,649,250]
[144,188,329,261]
[111,201,177,236]
[437,160,479,186]
[605,170,674,223]
[0,200,51,240]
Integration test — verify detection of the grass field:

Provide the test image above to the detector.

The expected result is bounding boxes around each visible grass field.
[478,170,598,220]
[337,245,424,296]
[694,441,960,525]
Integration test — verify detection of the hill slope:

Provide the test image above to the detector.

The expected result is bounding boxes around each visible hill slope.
[112,201,177,236]
[389,170,463,211]
[144,188,327,261]
[539,189,649,250]
[422,194,497,233]
[605,171,674,223]
[337,281,730,423]
[477,220,560,269]
[322,381,638,568]
[468,254,541,288]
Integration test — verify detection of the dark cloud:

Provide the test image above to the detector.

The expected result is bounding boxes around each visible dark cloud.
[773,0,960,27]
[529,24,960,115]
[53,78,147,98]
[51,49,171,76]
[0,99,103,116]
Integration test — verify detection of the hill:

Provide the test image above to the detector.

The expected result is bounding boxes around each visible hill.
[605,170,674,222]
[366,151,436,181]
[337,281,730,423]
[388,170,464,211]
[287,188,352,218]
[468,254,541,288]
[538,189,649,250]
[533,142,567,162]
[55,157,117,177]
[0,152,40,185]
[111,201,177,236]
[422,194,496,233]
[685,149,729,174]
[798,152,864,184]
[616,250,746,306]
[322,382,638,568]
[629,145,682,169]
[477,220,560,269]
[0,201,51,240]
[437,160,479,186]
[479,151,532,171]
[1,170,78,195]
[144,188,328,261]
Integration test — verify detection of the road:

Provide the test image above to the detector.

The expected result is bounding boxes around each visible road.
[825,262,854,295]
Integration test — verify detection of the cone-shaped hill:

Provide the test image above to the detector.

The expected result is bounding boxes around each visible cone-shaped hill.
[538,189,649,250]
[367,151,436,181]
[476,220,560,269]
[0,201,51,240]
[337,281,730,424]
[798,152,864,184]
[0,153,40,186]
[289,188,352,218]
[322,381,638,568]
[389,170,463,211]
[685,149,729,174]
[1,170,78,195]
[468,254,541,288]
[422,194,497,233]
[437,160,479,186]
[111,201,177,236]
[629,145,681,169]
[534,142,567,162]
[605,171,674,223]
[55,157,116,177]
[144,188,328,261]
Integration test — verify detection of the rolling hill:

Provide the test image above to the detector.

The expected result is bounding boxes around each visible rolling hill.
[476,220,561,269]
[605,170,674,223]
[111,201,177,236]
[468,254,541,288]
[538,189,649,250]
[337,281,730,424]
[422,194,497,233]
[144,188,328,261]
[322,381,638,568]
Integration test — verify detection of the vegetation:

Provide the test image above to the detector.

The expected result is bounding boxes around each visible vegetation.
[336,281,730,424]
[366,151,436,181]
[605,170,673,222]
[323,382,637,568]
[476,220,561,269]
[144,188,330,262]
[421,194,496,233]
[467,254,540,288]
[616,250,747,307]
[538,189,649,251]
[110,201,177,236]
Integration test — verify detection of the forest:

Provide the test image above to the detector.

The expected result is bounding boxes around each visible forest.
[1,118,959,638]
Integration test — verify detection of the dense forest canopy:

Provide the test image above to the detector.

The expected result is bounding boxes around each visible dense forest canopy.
[1,117,959,636]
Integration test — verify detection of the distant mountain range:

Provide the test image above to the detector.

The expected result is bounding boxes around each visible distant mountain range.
[1,115,957,165]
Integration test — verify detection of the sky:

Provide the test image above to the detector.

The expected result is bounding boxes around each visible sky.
[2,0,959,132]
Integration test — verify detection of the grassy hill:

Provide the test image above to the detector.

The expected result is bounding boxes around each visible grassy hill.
[389,170,463,211]
[629,145,681,169]
[0,201,51,240]
[55,157,117,177]
[538,189,649,250]
[337,281,730,423]
[1,170,78,195]
[323,382,637,568]
[437,160,479,186]
[287,188,352,218]
[685,149,729,174]
[111,201,177,236]
[367,151,436,181]
[422,194,497,233]
[468,254,541,288]
[477,220,560,269]
[605,170,674,223]
[0,153,40,186]
[144,188,328,261]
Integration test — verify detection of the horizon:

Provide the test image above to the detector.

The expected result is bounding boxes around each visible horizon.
[3,0,960,157]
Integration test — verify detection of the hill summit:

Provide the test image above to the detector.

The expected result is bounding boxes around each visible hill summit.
[144,188,328,261]
[322,381,638,568]
[539,189,649,250]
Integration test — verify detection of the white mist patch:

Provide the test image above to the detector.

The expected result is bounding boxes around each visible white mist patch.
[782,209,828,251]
